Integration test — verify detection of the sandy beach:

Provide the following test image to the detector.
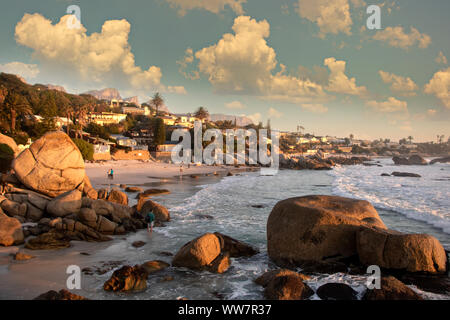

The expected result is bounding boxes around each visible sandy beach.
[85,160,243,188]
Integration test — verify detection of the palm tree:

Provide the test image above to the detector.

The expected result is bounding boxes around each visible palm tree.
[194,106,209,121]
[151,92,164,116]
[349,134,354,140]
[408,136,413,144]
[438,135,445,144]
[2,90,32,132]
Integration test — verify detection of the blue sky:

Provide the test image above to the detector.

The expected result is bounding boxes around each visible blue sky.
[0,0,449,142]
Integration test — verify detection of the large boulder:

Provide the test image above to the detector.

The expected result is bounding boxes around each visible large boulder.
[12,132,85,197]
[267,195,386,265]
[0,133,19,156]
[363,276,423,300]
[46,190,82,217]
[392,156,410,165]
[356,227,447,273]
[172,233,222,270]
[0,210,24,246]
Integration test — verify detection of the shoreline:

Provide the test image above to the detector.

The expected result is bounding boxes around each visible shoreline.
[85,160,258,189]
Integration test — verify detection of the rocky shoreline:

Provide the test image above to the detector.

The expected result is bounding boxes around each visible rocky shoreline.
[0,132,449,300]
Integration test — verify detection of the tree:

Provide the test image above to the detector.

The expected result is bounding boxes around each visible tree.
[72,138,94,161]
[408,136,413,144]
[194,106,209,121]
[151,92,164,115]
[151,117,166,147]
[349,134,354,140]
[1,90,32,132]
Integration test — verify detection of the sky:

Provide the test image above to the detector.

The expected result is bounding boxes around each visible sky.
[0,0,449,142]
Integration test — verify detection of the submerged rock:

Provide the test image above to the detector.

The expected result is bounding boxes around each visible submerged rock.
[34,289,88,300]
[392,171,421,178]
[103,265,148,292]
[255,269,310,287]
[140,260,170,274]
[24,230,71,250]
[264,273,314,300]
[0,211,24,246]
[363,276,423,300]
[316,283,358,300]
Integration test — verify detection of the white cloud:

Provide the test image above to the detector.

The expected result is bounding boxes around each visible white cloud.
[268,107,283,118]
[177,48,200,80]
[435,51,448,65]
[166,0,246,16]
[300,103,328,113]
[14,13,185,95]
[372,26,431,49]
[225,101,246,109]
[379,70,418,96]
[366,97,408,113]
[0,61,40,80]
[194,16,330,105]
[296,0,353,37]
[324,57,367,96]
[427,108,437,116]
[246,112,261,124]
[424,67,450,109]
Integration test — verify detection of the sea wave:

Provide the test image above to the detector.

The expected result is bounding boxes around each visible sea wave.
[329,159,450,234]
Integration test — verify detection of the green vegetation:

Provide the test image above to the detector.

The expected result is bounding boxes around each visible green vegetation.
[151,117,166,146]
[72,138,94,161]
[194,106,210,120]
[0,143,14,173]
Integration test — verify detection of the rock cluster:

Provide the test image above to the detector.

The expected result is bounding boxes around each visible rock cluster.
[393,155,428,165]
[280,154,371,171]
[267,195,447,275]
[0,131,149,248]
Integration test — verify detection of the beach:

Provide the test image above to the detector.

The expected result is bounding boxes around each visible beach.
[0,158,449,300]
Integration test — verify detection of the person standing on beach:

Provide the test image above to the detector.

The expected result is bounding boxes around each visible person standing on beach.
[145,211,155,233]
[108,168,114,180]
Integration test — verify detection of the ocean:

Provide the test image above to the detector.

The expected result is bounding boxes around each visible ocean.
[0,158,448,300]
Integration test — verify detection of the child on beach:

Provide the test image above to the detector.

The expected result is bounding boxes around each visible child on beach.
[145,211,155,233]
[107,168,114,180]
